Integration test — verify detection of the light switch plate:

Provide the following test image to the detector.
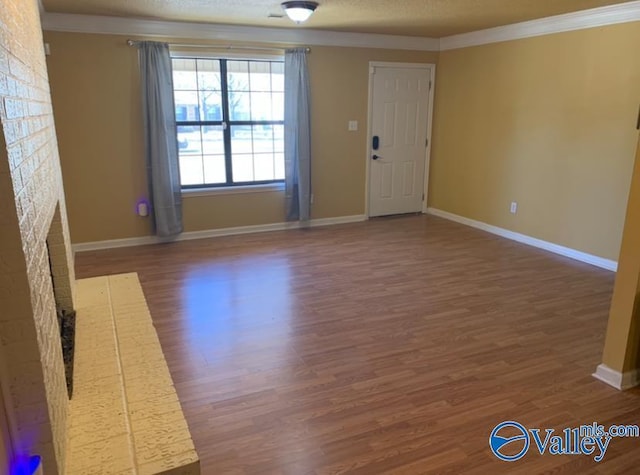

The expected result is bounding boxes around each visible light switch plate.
[348,120,358,131]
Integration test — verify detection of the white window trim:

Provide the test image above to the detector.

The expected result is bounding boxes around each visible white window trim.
[181,182,285,198]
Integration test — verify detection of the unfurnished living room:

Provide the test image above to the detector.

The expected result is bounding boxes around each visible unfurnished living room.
[1,0,640,473]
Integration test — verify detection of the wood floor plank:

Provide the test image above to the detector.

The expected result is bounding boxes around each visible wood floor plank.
[75,215,640,474]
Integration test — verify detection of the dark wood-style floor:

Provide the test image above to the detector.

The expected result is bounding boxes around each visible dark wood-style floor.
[75,215,640,474]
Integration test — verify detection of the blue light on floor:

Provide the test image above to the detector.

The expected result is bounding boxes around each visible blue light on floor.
[10,455,40,475]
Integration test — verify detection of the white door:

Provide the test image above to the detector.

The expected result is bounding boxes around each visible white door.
[368,65,431,217]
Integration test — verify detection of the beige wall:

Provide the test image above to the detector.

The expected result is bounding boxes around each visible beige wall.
[430,22,640,261]
[0,0,76,473]
[43,31,437,243]
[44,24,639,259]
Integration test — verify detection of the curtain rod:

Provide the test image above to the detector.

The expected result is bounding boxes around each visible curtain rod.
[126,39,310,53]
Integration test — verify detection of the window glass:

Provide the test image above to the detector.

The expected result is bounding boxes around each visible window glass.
[196,59,221,91]
[199,91,222,121]
[173,58,198,90]
[271,62,284,92]
[250,92,272,121]
[232,154,254,183]
[173,58,285,188]
[174,91,199,122]
[274,153,285,180]
[249,61,272,92]
[227,61,250,91]
[228,91,250,121]
[203,155,226,184]
[254,154,276,181]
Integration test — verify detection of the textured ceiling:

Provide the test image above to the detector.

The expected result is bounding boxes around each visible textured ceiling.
[41,0,635,37]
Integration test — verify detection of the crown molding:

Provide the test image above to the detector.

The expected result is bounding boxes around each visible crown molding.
[440,1,640,51]
[40,13,441,51]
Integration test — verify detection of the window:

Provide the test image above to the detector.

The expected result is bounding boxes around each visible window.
[172,58,285,188]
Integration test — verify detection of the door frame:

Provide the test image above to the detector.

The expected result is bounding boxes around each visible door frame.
[364,61,436,217]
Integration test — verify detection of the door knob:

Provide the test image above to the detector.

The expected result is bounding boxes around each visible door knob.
[372,154,382,160]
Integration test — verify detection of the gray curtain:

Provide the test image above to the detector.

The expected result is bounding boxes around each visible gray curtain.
[139,41,183,237]
[284,48,312,222]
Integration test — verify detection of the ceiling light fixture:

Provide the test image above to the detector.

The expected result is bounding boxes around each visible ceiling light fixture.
[281,1,319,24]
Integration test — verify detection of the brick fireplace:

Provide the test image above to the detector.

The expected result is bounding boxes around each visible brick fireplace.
[0,0,76,473]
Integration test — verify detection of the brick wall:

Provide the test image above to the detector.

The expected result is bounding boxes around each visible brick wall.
[0,0,75,473]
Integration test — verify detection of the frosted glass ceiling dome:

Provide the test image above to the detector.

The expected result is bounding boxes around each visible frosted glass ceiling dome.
[281,1,319,24]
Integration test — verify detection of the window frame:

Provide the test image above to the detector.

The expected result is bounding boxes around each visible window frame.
[171,53,285,190]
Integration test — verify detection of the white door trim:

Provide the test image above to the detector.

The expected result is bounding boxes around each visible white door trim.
[364,61,436,217]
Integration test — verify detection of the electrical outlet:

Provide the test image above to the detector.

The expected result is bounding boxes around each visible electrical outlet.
[510,202,518,214]
[348,120,358,131]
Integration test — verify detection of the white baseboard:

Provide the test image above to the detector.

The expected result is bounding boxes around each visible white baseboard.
[426,208,618,272]
[72,215,367,253]
[593,364,640,390]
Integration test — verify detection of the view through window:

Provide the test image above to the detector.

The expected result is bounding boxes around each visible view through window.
[172,58,285,187]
